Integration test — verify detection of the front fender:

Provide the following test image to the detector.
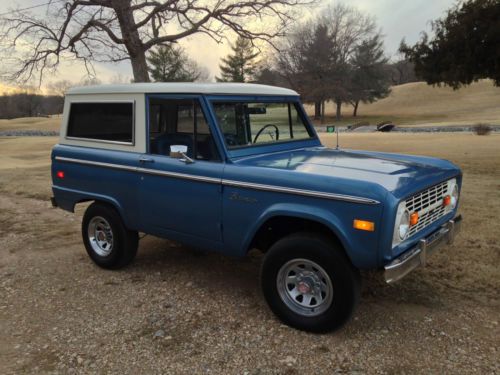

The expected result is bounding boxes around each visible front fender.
[241,202,365,266]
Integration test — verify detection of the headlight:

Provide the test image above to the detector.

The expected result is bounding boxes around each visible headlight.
[445,179,459,212]
[450,184,459,209]
[398,210,410,240]
[393,201,411,246]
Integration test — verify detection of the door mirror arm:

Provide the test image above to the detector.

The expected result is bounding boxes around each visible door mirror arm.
[179,152,194,164]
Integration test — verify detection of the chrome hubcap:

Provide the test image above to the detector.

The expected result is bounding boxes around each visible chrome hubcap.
[277,258,333,317]
[88,216,114,257]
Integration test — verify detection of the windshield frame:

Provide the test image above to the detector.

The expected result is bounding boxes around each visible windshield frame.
[206,95,321,159]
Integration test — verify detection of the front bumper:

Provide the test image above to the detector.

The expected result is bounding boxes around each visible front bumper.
[384,214,462,283]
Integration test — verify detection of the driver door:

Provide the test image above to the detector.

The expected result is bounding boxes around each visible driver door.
[138,96,224,242]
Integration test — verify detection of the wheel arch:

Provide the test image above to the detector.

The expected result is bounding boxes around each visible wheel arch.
[243,203,353,263]
[53,187,129,226]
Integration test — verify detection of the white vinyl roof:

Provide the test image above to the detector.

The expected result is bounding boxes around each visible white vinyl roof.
[67,82,298,96]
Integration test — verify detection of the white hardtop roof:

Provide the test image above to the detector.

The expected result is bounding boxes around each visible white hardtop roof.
[67,82,298,96]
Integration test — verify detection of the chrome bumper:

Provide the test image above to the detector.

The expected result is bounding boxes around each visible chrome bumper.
[384,215,462,284]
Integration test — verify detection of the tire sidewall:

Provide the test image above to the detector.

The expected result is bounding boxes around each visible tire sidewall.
[82,203,133,269]
[261,234,359,333]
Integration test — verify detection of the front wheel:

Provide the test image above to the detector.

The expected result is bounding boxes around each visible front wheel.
[261,232,360,333]
[82,202,138,269]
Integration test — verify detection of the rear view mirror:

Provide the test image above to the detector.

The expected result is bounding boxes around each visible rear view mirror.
[246,107,267,115]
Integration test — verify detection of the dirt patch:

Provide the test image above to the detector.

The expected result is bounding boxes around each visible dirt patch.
[0,134,499,374]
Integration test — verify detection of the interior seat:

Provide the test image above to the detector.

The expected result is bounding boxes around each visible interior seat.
[155,133,194,157]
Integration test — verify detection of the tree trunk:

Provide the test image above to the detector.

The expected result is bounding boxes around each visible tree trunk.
[130,51,150,82]
[335,100,342,121]
[113,0,150,82]
[314,101,321,120]
[352,100,359,117]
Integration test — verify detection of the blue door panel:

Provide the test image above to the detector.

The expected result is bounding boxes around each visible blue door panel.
[138,155,224,242]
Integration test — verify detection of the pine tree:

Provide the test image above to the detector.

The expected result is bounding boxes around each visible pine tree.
[349,34,390,116]
[401,0,500,88]
[216,37,259,82]
[147,45,207,82]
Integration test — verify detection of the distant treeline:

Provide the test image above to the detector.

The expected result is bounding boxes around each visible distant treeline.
[0,93,63,119]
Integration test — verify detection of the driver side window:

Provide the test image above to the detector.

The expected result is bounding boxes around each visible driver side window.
[148,98,220,161]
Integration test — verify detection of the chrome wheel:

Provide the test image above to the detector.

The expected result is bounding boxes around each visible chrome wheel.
[276,258,333,317]
[87,216,114,257]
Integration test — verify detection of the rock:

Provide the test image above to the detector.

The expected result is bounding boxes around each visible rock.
[154,329,166,338]
[281,355,297,366]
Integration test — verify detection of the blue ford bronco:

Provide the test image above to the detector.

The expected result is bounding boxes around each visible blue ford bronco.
[51,83,462,332]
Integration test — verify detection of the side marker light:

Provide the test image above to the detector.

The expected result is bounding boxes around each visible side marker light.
[353,219,375,232]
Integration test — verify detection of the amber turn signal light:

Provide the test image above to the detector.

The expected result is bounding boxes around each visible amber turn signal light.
[443,195,451,207]
[410,212,419,226]
[353,219,375,232]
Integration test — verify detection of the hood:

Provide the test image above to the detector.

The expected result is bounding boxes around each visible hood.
[233,147,461,199]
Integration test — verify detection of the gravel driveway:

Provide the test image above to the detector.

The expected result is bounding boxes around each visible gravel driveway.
[0,194,498,374]
[1,134,499,374]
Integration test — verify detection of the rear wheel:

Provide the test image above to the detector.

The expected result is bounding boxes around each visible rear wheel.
[261,232,360,333]
[82,202,138,269]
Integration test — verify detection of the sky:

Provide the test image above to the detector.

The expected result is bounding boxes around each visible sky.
[0,0,457,90]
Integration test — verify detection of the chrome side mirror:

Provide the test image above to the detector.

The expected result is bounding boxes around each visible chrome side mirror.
[170,145,194,164]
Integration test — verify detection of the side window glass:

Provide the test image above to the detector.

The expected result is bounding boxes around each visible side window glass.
[148,98,220,162]
[67,102,134,143]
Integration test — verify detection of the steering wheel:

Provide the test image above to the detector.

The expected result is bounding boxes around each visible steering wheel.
[253,124,280,144]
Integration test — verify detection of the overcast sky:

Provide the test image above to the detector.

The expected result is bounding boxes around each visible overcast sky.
[0,0,457,87]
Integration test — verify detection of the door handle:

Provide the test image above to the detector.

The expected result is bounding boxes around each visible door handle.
[139,157,154,163]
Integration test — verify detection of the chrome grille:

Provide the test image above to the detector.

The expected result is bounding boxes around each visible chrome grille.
[408,205,446,236]
[406,180,450,237]
[405,181,447,213]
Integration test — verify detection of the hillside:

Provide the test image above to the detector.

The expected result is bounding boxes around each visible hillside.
[1,80,500,132]
[314,79,500,126]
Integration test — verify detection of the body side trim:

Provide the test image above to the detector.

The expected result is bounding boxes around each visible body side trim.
[222,179,379,205]
[54,156,380,204]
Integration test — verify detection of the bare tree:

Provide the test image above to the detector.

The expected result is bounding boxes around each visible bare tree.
[275,3,379,121]
[0,0,312,84]
[322,3,377,120]
[109,73,133,84]
[388,44,418,86]
[47,79,74,96]
[276,22,338,121]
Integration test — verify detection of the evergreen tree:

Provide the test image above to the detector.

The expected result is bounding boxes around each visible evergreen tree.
[147,45,206,82]
[401,0,500,88]
[216,37,259,82]
[349,35,390,116]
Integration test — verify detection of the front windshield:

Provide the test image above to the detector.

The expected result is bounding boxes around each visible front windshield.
[211,101,314,149]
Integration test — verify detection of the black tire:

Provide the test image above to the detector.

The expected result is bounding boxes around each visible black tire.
[82,202,138,269]
[261,232,360,333]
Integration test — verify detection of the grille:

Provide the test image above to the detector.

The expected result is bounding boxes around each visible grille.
[405,180,448,213]
[408,205,446,236]
[405,180,450,237]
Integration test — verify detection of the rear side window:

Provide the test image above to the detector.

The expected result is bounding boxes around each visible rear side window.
[67,102,134,143]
